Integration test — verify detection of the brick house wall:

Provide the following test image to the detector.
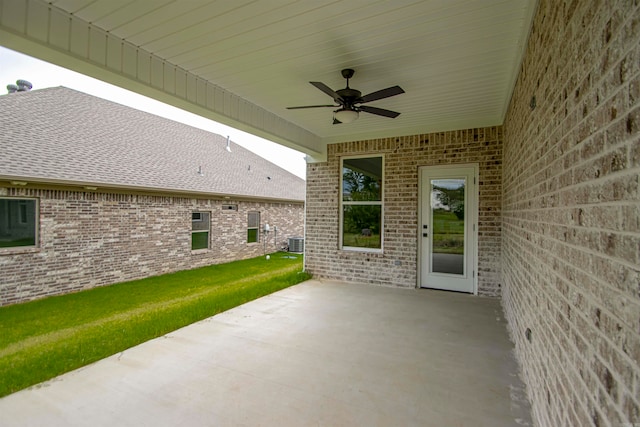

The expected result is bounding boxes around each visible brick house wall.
[305,127,502,296]
[0,185,304,305]
[501,1,640,426]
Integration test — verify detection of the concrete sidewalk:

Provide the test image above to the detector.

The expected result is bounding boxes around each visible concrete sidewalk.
[0,280,531,426]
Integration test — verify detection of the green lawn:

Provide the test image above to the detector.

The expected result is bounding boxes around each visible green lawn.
[0,237,35,248]
[341,210,462,252]
[432,210,465,254]
[0,253,310,397]
[343,232,381,249]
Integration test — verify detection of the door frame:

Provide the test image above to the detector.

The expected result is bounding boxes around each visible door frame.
[417,163,479,294]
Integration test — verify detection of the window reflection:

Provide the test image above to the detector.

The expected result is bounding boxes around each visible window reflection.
[341,157,383,250]
[430,178,465,275]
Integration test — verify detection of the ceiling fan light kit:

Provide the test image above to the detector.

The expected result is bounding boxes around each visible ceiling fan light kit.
[334,108,359,123]
[287,69,404,124]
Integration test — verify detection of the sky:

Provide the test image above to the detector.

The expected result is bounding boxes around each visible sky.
[0,47,307,179]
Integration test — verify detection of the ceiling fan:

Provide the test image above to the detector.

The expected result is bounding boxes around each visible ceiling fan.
[287,69,404,124]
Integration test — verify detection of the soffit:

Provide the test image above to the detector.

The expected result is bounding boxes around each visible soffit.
[1,0,537,157]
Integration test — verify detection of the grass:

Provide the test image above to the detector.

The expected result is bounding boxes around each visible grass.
[0,252,310,397]
[0,238,35,248]
[432,210,464,254]
[343,233,381,248]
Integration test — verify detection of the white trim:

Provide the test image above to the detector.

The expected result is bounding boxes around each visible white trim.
[0,196,39,252]
[417,164,479,294]
[247,211,261,243]
[191,211,211,250]
[339,154,385,253]
[0,176,305,204]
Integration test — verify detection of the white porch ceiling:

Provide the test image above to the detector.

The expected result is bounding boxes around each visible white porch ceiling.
[0,0,537,160]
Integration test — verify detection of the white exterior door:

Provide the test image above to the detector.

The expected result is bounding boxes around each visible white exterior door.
[419,165,478,293]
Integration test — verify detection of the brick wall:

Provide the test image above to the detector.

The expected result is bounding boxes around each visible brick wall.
[0,186,304,305]
[502,1,640,426]
[305,127,502,296]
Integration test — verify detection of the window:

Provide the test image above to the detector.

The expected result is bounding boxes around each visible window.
[19,201,29,224]
[0,198,38,249]
[341,156,383,251]
[191,211,210,250]
[247,211,260,243]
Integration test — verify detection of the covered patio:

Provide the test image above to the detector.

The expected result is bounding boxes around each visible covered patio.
[0,280,531,426]
[1,1,638,425]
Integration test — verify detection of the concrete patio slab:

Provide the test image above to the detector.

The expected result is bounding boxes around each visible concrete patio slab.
[0,279,531,426]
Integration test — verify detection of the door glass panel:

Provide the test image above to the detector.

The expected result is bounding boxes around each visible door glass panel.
[430,178,465,275]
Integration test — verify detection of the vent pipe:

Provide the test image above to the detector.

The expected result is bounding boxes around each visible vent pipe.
[226,135,231,152]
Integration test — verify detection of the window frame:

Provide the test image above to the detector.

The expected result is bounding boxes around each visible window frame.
[0,197,39,252]
[339,154,384,253]
[247,211,260,244]
[191,211,210,251]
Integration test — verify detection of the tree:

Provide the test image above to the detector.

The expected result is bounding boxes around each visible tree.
[343,169,381,234]
[343,170,380,201]
[433,183,465,220]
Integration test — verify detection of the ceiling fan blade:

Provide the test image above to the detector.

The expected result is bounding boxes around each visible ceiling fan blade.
[310,81,343,103]
[287,104,337,109]
[358,85,405,103]
[359,105,401,118]
[333,117,342,125]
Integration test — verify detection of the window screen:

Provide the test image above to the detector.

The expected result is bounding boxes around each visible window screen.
[191,211,210,250]
[247,211,260,243]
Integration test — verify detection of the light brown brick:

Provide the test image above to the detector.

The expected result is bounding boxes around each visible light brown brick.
[0,187,304,305]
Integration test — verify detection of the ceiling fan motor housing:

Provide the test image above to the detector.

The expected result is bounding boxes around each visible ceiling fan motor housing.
[336,88,362,108]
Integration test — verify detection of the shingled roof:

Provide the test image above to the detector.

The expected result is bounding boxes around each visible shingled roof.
[0,87,305,202]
